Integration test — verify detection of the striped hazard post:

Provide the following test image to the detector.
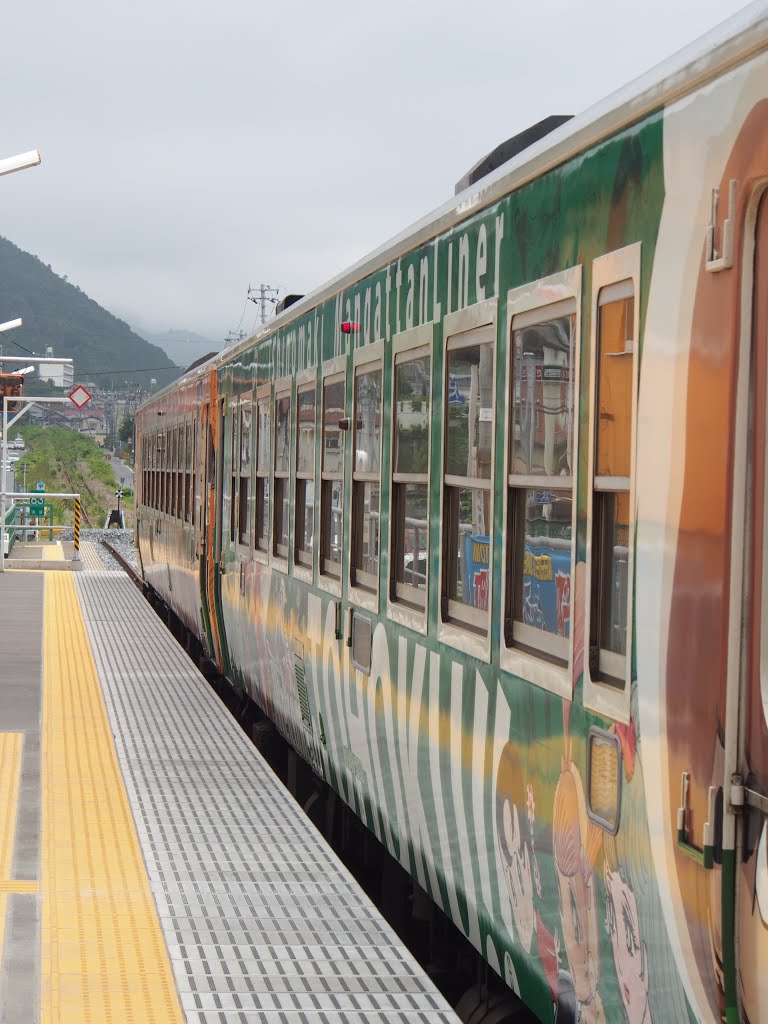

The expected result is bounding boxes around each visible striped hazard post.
[73,497,81,560]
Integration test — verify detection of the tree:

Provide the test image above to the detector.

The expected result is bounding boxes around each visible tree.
[118,414,134,443]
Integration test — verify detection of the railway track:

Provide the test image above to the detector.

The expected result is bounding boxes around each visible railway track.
[99,538,143,588]
[59,463,96,527]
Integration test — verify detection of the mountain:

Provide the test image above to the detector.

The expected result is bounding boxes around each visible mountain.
[134,328,222,370]
[0,236,180,389]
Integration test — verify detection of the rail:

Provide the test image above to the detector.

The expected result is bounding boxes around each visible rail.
[100,538,143,588]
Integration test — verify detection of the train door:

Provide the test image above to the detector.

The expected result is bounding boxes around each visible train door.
[198,399,218,663]
[214,395,232,675]
[732,187,768,1023]
[199,394,231,674]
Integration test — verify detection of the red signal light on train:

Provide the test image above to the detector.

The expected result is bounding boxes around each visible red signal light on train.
[341,321,359,334]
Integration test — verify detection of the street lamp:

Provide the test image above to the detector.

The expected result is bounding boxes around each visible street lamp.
[0,319,22,334]
[0,150,41,177]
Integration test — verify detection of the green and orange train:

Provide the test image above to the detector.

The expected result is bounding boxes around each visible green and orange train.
[135,7,768,1021]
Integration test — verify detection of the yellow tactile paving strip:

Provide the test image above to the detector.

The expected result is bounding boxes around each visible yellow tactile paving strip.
[41,573,183,1024]
[42,544,63,562]
[0,733,37,968]
[78,543,106,572]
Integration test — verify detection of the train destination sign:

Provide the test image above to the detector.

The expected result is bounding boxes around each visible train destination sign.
[68,384,92,409]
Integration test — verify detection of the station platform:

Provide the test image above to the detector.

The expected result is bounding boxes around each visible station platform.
[4,540,83,571]
[0,559,459,1023]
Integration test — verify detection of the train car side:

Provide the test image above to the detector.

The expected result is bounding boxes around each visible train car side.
[135,12,768,1024]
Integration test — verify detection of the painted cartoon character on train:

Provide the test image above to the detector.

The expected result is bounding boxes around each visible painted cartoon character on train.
[553,753,605,1023]
[496,740,567,1019]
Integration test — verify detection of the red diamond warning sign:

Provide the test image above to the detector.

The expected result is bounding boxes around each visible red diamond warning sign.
[68,384,92,409]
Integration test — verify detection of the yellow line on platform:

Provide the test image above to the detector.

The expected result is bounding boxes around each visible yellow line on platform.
[0,879,37,893]
[0,734,23,880]
[43,544,63,561]
[0,732,24,971]
[41,574,183,1024]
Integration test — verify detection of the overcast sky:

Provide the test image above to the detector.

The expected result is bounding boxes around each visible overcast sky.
[0,0,753,355]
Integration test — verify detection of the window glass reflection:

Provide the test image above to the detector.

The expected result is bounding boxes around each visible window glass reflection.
[395,356,430,475]
[446,344,494,480]
[511,314,574,477]
[323,380,344,475]
[447,487,491,611]
[396,483,428,590]
[297,388,316,475]
[275,395,291,474]
[512,488,572,639]
[597,297,633,478]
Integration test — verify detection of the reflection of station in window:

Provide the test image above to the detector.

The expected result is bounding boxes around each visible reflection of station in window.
[464,532,490,611]
[403,551,427,587]
[329,485,343,561]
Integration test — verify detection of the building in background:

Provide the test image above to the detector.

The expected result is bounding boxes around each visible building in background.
[38,347,74,389]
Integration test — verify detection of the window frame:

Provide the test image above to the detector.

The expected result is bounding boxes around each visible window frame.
[349,341,384,613]
[437,299,497,664]
[254,381,272,564]
[184,419,194,525]
[236,393,253,550]
[162,427,170,516]
[293,367,317,585]
[271,376,292,573]
[583,243,641,724]
[500,266,582,700]
[228,397,238,545]
[388,323,433,636]
[176,424,184,521]
[318,356,346,598]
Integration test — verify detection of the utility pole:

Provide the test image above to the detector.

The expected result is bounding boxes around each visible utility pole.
[247,284,279,325]
[224,329,246,348]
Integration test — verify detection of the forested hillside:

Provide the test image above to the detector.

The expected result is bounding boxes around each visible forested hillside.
[0,236,180,388]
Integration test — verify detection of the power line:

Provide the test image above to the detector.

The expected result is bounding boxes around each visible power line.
[247,283,279,325]
[80,365,184,375]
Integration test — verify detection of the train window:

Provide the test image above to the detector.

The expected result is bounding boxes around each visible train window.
[441,325,494,636]
[170,427,176,517]
[150,434,156,509]
[176,426,183,520]
[320,368,345,584]
[391,340,431,612]
[185,421,193,524]
[295,380,316,570]
[163,429,170,515]
[229,402,238,544]
[584,244,640,723]
[350,352,383,596]
[255,388,271,554]
[273,385,291,562]
[156,432,161,510]
[506,299,576,664]
[592,281,633,684]
[238,400,252,546]
[170,428,177,516]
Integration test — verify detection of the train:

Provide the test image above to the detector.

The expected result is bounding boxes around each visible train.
[135,7,768,1022]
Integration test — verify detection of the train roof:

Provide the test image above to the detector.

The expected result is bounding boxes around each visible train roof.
[142,1,768,410]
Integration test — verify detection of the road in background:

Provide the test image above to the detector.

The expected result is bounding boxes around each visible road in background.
[109,457,134,491]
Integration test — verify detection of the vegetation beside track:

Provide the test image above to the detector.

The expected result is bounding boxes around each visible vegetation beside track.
[12,426,121,526]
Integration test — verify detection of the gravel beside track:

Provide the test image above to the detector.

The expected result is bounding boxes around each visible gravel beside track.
[59,528,139,572]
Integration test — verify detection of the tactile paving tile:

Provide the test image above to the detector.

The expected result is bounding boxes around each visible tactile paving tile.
[75,575,459,1023]
[41,574,183,1024]
[79,541,120,571]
